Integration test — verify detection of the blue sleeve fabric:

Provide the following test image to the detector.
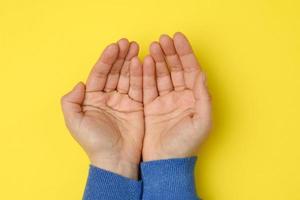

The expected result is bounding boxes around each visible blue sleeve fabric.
[141,157,199,200]
[83,157,199,200]
[83,165,142,200]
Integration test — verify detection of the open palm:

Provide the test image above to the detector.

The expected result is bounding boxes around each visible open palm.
[61,39,144,179]
[142,33,211,161]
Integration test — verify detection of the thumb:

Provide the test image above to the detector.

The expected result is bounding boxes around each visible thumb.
[192,72,212,132]
[61,82,85,129]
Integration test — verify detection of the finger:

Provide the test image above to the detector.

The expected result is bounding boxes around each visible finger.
[117,42,139,94]
[104,38,130,92]
[61,82,85,130]
[86,44,119,91]
[143,55,158,104]
[192,72,212,133]
[159,34,185,91]
[128,57,143,102]
[149,42,173,95]
[173,32,200,89]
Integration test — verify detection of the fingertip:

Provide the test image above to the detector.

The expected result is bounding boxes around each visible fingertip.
[74,81,85,91]
[130,56,142,76]
[173,32,194,56]
[100,43,119,64]
[117,38,130,57]
[173,32,185,39]
[144,55,154,65]
[149,42,165,62]
[130,41,139,52]
[173,32,189,46]
[131,56,141,65]
[77,81,85,86]
[159,34,172,44]
[61,82,85,105]
[118,38,129,45]
[126,42,139,60]
[149,42,160,53]
[106,43,119,54]
[159,34,176,55]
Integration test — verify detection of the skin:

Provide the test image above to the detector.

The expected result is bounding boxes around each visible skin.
[61,32,211,179]
[61,39,144,179]
[142,33,211,161]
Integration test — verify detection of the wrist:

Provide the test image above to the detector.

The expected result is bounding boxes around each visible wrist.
[90,157,139,180]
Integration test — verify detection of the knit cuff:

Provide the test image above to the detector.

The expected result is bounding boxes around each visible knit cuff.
[141,157,199,200]
[83,165,142,200]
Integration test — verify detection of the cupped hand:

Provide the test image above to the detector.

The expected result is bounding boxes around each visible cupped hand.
[61,39,144,179]
[142,33,212,161]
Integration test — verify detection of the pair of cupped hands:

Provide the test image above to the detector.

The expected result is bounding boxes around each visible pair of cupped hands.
[61,32,211,180]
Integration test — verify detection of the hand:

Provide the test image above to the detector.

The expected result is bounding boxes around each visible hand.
[61,39,144,179]
[142,32,212,161]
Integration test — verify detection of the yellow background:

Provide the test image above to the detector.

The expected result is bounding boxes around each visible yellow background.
[0,0,299,199]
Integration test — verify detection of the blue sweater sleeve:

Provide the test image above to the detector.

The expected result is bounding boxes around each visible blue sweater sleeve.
[141,157,200,200]
[83,165,142,200]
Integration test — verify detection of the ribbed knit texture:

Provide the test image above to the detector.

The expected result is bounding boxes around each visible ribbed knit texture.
[141,157,199,200]
[83,165,142,200]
